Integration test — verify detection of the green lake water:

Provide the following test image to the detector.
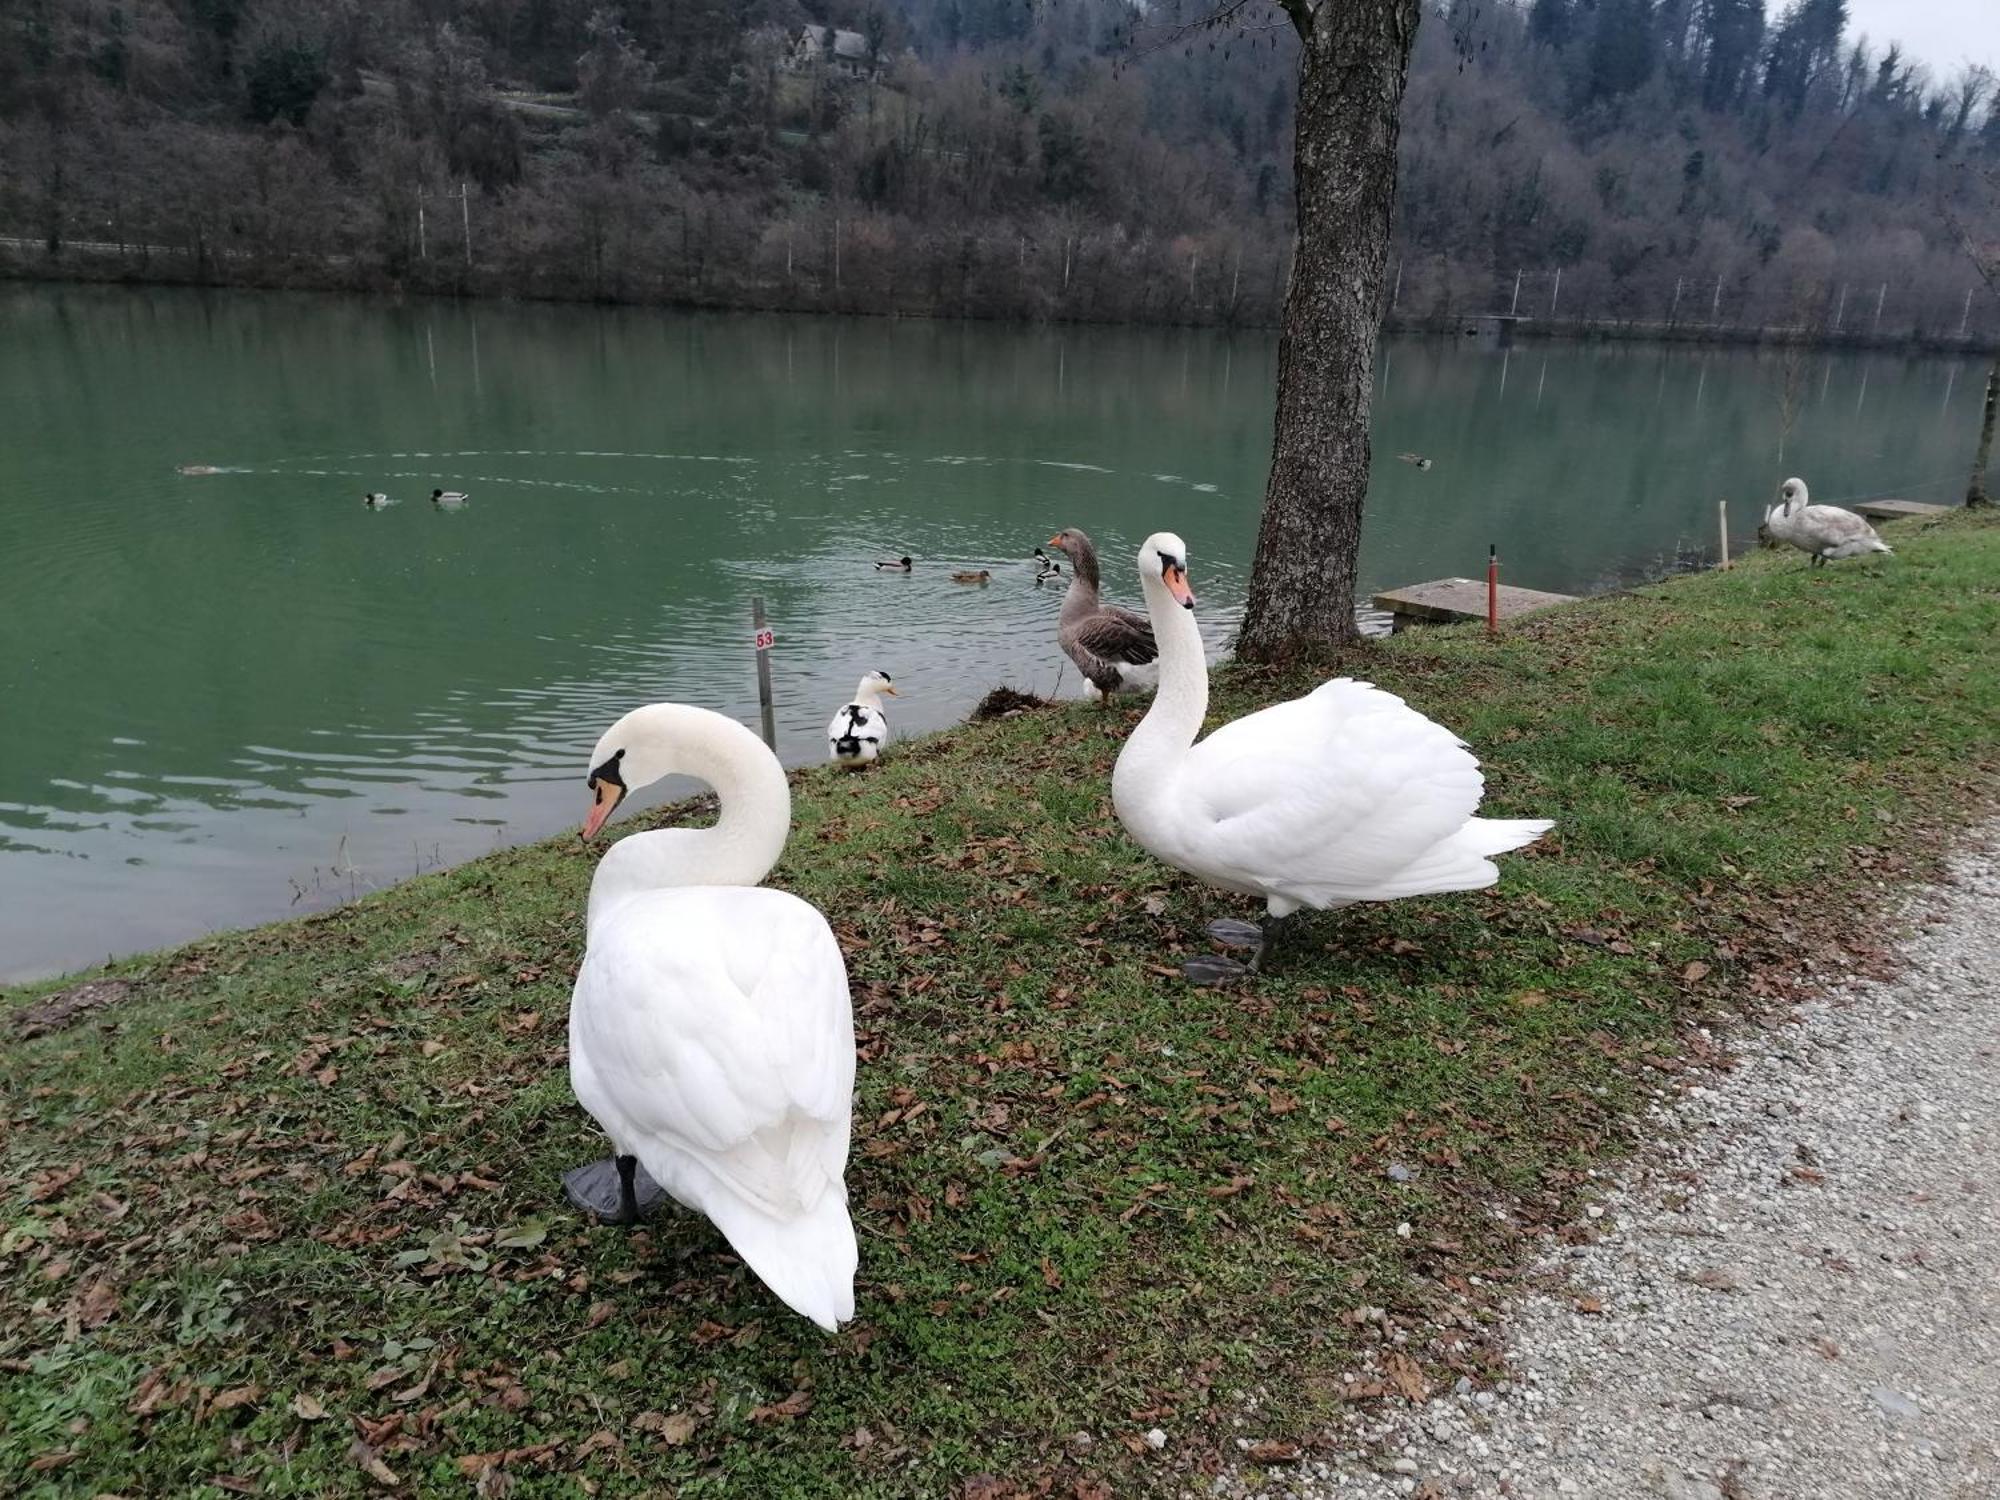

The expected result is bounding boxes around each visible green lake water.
[0,286,1984,981]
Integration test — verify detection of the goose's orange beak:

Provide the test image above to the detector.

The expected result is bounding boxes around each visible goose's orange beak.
[581,780,624,840]
[1046,534,1063,548]
[1164,562,1196,610]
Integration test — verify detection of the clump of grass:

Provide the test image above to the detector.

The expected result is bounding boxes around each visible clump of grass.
[2,511,1994,1498]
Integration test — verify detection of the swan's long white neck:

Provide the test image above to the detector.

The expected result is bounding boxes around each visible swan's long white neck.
[1112,567,1209,814]
[586,707,791,935]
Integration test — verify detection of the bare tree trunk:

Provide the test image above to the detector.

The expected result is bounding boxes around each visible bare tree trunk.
[1237,0,1423,661]
[1970,356,1997,509]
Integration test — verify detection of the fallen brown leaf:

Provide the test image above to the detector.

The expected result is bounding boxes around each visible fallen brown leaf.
[749,1389,813,1423]
[1245,1439,1301,1463]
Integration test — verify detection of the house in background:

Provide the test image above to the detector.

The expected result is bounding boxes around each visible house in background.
[790,25,877,77]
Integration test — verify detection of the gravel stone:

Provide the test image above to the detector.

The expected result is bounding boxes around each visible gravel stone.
[1220,834,2000,1500]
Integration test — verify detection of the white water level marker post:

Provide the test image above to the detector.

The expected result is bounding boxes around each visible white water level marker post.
[1718,500,1730,570]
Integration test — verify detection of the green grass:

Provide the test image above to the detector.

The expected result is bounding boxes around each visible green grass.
[4,510,1996,1498]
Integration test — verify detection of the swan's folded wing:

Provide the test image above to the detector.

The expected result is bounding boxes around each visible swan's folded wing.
[1183,678,1488,894]
[1804,505,1878,543]
[1072,607,1159,666]
[571,889,855,1212]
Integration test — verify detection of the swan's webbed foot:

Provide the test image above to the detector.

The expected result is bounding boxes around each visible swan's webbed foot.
[1204,918,1265,950]
[563,1154,667,1225]
[1183,954,1253,986]
[1186,914,1292,984]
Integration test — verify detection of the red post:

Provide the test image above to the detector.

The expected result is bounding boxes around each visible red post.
[1487,545,1499,636]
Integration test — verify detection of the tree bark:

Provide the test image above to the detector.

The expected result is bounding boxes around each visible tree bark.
[1236,0,1423,661]
[1970,355,1997,509]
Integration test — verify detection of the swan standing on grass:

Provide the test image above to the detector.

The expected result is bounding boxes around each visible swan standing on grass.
[1112,533,1554,983]
[1047,527,1160,703]
[1763,478,1892,566]
[564,703,857,1331]
[828,671,898,768]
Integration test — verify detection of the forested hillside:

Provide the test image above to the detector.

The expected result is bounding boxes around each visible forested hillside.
[2,0,1995,337]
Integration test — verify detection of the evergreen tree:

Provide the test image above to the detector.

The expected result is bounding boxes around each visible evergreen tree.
[1696,0,1765,113]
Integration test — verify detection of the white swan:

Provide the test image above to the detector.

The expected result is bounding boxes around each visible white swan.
[1762,478,1891,566]
[827,671,897,768]
[564,703,857,1330]
[1112,532,1554,982]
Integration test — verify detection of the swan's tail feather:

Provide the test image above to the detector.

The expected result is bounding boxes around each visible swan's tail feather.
[1459,816,1555,858]
[1297,816,1554,905]
[705,1186,857,1332]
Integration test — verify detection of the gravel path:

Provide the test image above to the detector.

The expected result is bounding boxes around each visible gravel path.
[1238,833,2000,1500]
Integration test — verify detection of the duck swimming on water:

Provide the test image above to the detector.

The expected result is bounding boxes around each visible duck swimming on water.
[874,555,913,571]
[432,489,469,507]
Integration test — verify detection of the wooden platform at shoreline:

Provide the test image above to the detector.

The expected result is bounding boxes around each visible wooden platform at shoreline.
[1849,499,1954,522]
[1372,577,1579,630]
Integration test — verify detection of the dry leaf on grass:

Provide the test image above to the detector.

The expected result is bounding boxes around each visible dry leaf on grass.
[748,1389,813,1423]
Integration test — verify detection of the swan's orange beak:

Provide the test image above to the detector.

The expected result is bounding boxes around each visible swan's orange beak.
[1164,562,1196,610]
[581,779,624,840]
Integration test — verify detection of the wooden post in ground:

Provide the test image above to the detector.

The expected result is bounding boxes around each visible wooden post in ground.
[751,597,777,752]
[1486,546,1499,636]
[1718,500,1730,570]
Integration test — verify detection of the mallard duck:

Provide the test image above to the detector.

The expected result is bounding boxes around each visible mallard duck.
[364,492,392,508]
[1110,532,1552,983]
[1046,528,1158,703]
[1396,452,1434,471]
[563,703,858,1331]
[1034,548,1063,581]
[431,489,469,507]
[873,555,913,571]
[827,671,898,768]
[1762,478,1891,566]
[952,570,991,584]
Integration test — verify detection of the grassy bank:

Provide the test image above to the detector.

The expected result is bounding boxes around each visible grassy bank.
[4,510,1996,1498]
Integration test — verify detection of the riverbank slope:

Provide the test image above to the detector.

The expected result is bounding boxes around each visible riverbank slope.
[4,509,1995,1497]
